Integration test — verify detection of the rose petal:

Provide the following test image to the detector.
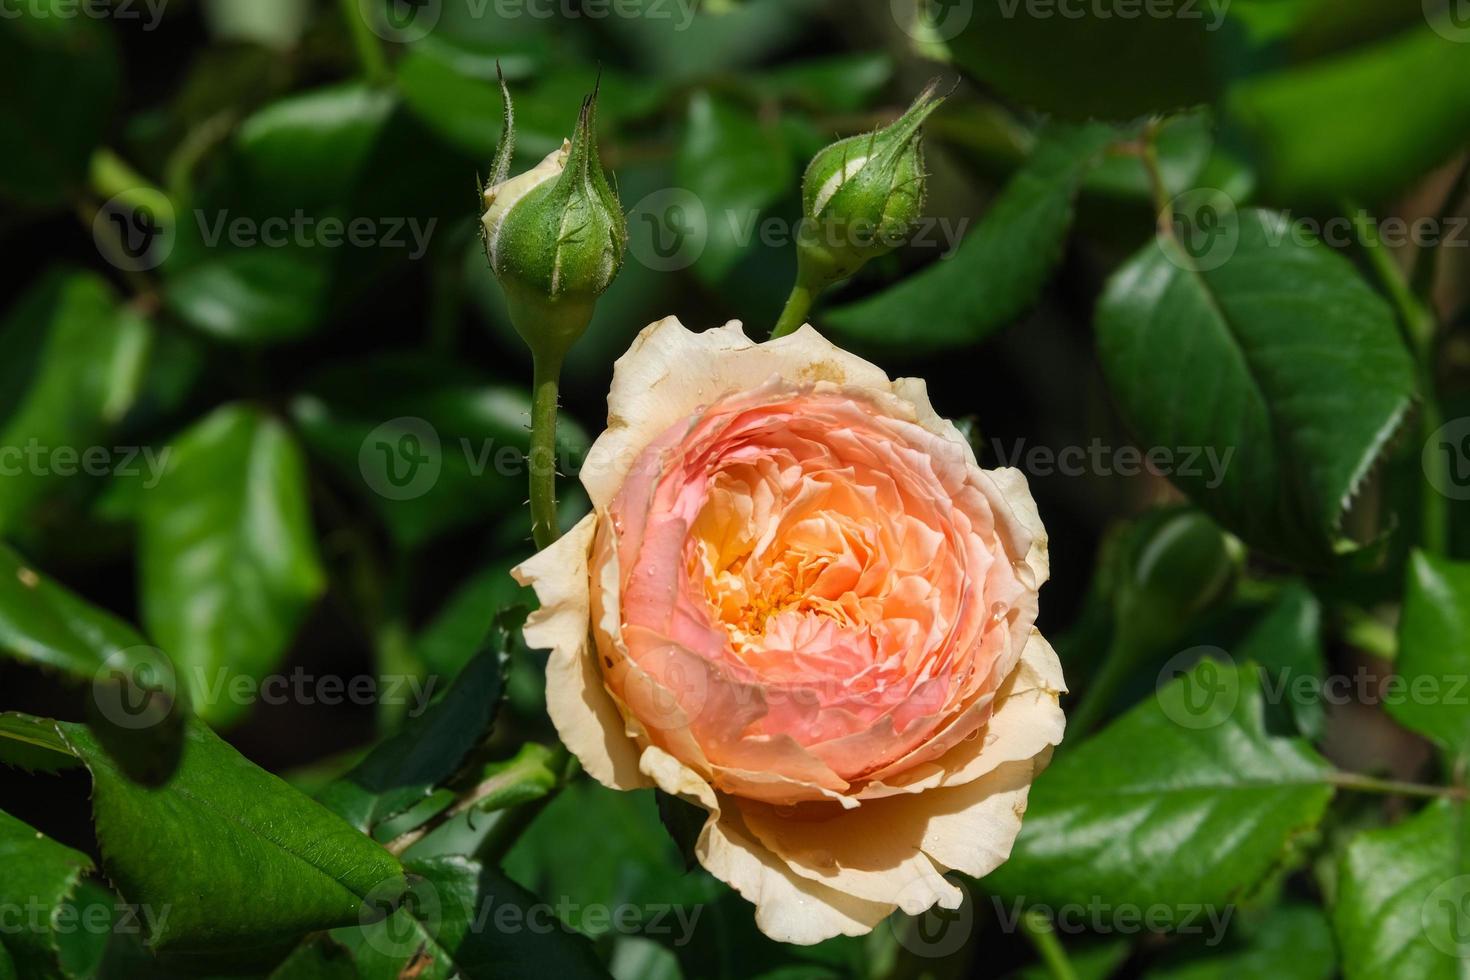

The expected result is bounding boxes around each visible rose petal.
[513,514,649,791]
[638,745,893,945]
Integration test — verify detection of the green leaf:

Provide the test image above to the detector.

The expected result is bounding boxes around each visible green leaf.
[0,272,152,533]
[824,123,1114,357]
[1095,208,1416,565]
[0,544,148,679]
[751,53,892,113]
[605,0,819,82]
[398,38,665,159]
[1392,551,1470,761]
[504,782,722,939]
[0,4,119,207]
[676,91,793,284]
[0,807,94,980]
[232,84,397,208]
[1334,799,1470,980]
[1236,584,1326,740]
[162,83,399,344]
[1145,903,1335,979]
[268,934,361,980]
[0,712,79,773]
[318,650,507,835]
[1224,23,1470,202]
[334,855,607,979]
[1111,508,1238,656]
[395,36,508,160]
[164,247,332,345]
[416,562,526,681]
[984,661,1335,917]
[58,718,406,952]
[52,879,114,980]
[291,354,588,548]
[947,1,1224,120]
[201,0,309,51]
[140,405,325,728]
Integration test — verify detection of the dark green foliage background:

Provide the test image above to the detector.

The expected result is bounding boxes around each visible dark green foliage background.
[2,1,1470,978]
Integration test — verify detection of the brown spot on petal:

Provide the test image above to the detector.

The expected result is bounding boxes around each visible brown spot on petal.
[798,361,847,385]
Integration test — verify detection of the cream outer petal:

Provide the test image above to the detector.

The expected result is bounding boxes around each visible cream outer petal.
[581,318,895,509]
[513,513,650,792]
[640,745,894,945]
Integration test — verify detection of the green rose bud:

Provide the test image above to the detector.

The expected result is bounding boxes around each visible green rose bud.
[480,76,626,363]
[795,81,946,286]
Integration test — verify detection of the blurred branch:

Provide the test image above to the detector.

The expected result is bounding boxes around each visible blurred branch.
[1347,202,1436,357]
[90,148,164,203]
[1328,771,1467,801]
[1411,155,1470,300]
[1345,201,1447,555]
[391,744,576,862]
[164,111,237,202]
[338,0,389,86]
[1063,631,1130,739]
[1019,908,1079,980]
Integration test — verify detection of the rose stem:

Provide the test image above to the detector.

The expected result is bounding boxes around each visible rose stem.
[1343,200,1446,555]
[1063,632,1132,739]
[1326,772,1467,801]
[1019,908,1079,980]
[529,351,563,550]
[337,0,388,86]
[770,279,816,340]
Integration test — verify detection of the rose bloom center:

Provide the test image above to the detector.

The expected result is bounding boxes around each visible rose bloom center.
[596,382,1031,803]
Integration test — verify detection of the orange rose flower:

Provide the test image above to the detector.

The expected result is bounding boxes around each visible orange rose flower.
[515,317,1065,944]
